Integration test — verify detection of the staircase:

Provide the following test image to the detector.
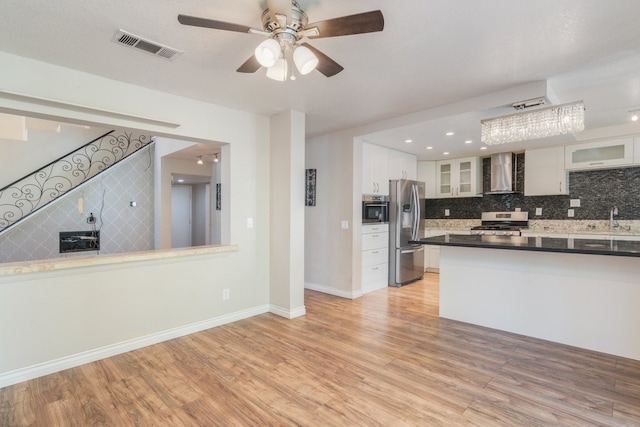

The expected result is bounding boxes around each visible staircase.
[0,129,153,234]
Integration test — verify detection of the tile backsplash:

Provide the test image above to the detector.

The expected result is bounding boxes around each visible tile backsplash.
[425,158,640,221]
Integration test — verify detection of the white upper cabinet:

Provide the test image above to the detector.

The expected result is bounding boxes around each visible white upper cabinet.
[565,138,634,170]
[388,149,417,180]
[417,161,436,198]
[436,157,482,198]
[634,137,640,164]
[362,142,389,195]
[524,146,568,196]
[363,143,418,195]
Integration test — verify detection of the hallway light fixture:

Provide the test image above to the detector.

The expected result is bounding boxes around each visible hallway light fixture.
[631,110,639,122]
[214,153,219,163]
[481,101,585,145]
[196,156,203,165]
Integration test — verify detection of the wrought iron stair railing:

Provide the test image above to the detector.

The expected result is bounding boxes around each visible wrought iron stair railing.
[0,130,153,234]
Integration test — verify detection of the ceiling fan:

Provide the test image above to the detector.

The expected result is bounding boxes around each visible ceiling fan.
[177,0,384,81]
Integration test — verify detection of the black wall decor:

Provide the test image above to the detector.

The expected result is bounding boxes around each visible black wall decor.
[216,183,221,210]
[425,157,640,221]
[305,169,317,207]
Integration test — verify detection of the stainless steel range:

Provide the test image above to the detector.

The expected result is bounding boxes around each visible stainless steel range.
[470,211,529,236]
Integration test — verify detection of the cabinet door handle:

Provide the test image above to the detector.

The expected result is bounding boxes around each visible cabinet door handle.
[589,162,604,165]
[372,267,379,271]
[372,235,379,238]
[371,251,379,254]
[559,181,562,192]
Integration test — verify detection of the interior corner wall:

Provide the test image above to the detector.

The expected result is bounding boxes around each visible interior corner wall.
[305,132,358,297]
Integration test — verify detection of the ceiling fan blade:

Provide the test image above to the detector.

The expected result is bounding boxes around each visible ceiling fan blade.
[307,10,384,38]
[301,43,344,77]
[236,55,262,73]
[178,14,253,34]
[266,0,292,25]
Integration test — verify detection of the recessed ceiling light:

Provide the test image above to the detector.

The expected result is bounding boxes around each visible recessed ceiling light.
[632,113,639,122]
[465,140,472,144]
[443,151,450,155]
[405,139,413,143]
[177,179,185,183]
[445,132,454,136]
[480,147,487,150]
[426,146,433,150]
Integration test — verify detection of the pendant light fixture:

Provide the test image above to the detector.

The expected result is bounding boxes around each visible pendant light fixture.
[481,101,585,145]
[196,156,203,165]
[214,153,219,163]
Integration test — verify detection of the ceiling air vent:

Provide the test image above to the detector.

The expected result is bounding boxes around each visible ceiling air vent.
[111,29,183,61]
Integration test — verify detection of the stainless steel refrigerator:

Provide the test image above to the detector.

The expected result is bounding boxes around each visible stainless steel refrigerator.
[389,179,425,286]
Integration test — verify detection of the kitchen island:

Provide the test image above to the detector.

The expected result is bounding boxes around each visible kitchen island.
[411,235,640,361]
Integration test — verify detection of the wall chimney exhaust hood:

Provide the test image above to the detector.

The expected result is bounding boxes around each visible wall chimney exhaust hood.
[486,152,518,194]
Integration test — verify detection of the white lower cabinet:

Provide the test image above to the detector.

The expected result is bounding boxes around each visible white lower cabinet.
[423,229,446,272]
[361,224,389,294]
[425,245,440,272]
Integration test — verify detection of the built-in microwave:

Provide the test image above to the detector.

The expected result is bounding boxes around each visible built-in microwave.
[362,195,389,223]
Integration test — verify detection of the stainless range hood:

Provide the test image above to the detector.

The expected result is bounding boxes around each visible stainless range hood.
[486,152,517,194]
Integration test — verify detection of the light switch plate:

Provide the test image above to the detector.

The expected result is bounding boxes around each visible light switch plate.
[247,217,254,228]
[535,207,543,216]
[568,209,575,218]
[341,220,349,229]
[570,199,581,208]
[515,207,521,212]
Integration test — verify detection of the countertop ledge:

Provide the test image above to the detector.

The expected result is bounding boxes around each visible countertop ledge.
[0,245,239,276]
[411,235,640,257]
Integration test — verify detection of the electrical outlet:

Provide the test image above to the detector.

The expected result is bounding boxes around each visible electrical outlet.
[341,220,349,229]
[222,288,230,300]
[568,209,575,218]
[570,199,581,208]
[535,207,542,216]
[444,209,450,217]
[247,218,253,228]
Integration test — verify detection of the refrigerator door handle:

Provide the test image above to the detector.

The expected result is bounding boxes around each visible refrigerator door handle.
[410,184,420,241]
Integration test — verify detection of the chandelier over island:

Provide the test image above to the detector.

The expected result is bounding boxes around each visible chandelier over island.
[481,101,585,145]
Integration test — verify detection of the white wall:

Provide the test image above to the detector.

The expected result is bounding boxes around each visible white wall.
[0,51,271,383]
[304,132,361,298]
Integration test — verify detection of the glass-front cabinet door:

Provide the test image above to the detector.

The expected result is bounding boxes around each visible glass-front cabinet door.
[457,160,472,195]
[438,162,452,196]
[436,157,481,198]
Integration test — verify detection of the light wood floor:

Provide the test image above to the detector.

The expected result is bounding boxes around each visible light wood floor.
[2,273,640,426]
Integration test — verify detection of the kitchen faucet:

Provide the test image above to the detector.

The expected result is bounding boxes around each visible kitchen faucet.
[610,206,619,229]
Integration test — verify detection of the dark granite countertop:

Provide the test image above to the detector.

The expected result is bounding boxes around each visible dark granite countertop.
[410,235,640,257]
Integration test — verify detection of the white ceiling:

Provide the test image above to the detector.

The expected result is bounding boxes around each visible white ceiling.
[1,0,640,160]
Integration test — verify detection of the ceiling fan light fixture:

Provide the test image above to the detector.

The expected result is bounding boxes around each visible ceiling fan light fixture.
[293,45,318,75]
[254,39,281,68]
[266,57,288,81]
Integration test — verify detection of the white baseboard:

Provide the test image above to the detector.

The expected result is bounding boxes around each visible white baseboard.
[0,304,269,389]
[269,304,306,319]
[304,282,363,299]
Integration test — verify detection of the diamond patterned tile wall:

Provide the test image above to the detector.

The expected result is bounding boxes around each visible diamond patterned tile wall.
[0,146,154,263]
